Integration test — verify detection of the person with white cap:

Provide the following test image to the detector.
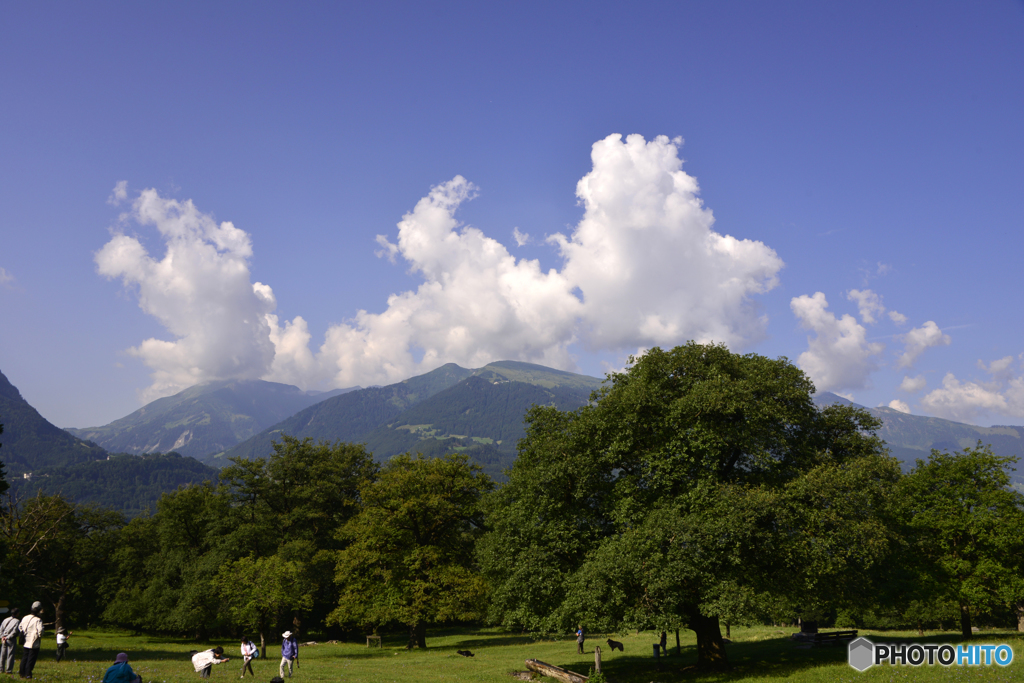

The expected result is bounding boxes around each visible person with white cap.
[279,632,298,678]
[17,602,43,679]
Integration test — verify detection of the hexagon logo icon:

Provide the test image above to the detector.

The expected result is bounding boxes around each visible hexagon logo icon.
[848,637,874,671]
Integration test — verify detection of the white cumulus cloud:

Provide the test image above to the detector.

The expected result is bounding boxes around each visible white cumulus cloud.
[512,227,531,246]
[791,292,884,392]
[920,355,1024,423]
[897,321,951,368]
[0,267,13,285]
[101,134,785,401]
[95,189,278,402]
[888,310,907,324]
[887,399,911,413]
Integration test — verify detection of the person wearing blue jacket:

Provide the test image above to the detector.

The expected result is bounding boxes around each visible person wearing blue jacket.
[102,653,141,683]
[279,632,298,678]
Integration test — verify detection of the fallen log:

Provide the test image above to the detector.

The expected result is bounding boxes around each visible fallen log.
[524,659,588,683]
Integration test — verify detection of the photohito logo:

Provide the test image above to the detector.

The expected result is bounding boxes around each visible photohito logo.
[848,637,1013,671]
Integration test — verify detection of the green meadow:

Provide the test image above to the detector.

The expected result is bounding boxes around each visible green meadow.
[21,627,1024,683]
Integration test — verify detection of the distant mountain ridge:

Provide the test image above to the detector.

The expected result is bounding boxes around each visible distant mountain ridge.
[814,391,1024,486]
[214,361,604,475]
[67,379,357,460]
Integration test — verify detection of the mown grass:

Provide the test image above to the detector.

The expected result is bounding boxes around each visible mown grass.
[17,625,1024,683]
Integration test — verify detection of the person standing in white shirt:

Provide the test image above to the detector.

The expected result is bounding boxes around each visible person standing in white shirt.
[55,629,70,663]
[18,602,44,679]
[239,637,257,678]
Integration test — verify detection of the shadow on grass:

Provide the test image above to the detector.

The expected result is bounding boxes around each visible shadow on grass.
[548,631,1024,682]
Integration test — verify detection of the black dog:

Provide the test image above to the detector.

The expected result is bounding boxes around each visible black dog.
[606,639,624,652]
[456,650,475,657]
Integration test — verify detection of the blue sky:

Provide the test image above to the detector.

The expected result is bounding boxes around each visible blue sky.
[1,1,1022,429]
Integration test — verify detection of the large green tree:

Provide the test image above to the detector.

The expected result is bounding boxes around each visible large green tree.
[330,453,492,649]
[220,436,378,632]
[0,492,124,629]
[479,343,900,669]
[900,444,1024,638]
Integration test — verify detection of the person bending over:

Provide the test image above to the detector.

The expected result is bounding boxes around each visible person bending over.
[192,646,230,678]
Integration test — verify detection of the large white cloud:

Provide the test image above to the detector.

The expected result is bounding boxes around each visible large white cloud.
[96,190,278,402]
[920,355,1024,423]
[101,134,785,400]
[790,292,885,393]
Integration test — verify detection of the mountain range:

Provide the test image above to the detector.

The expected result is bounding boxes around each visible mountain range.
[3,365,1024,516]
[66,379,356,460]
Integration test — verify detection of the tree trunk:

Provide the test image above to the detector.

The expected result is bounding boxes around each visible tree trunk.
[687,608,728,670]
[407,623,427,649]
[917,621,924,637]
[725,622,731,639]
[1016,603,1024,632]
[53,593,66,634]
[259,630,266,660]
[959,604,972,640]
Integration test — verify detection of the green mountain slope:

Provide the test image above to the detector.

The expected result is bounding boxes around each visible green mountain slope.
[67,379,356,460]
[360,374,598,479]
[213,363,476,465]
[814,392,1024,486]
[11,452,220,517]
[0,370,106,474]
[215,361,604,470]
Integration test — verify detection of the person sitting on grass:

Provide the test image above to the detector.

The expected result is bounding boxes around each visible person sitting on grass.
[192,646,230,678]
[102,652,141,683]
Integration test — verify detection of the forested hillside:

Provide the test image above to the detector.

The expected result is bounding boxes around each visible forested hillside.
[10,452,219,517]
[214,363,477,464]
[360,375,597,479]
[0,370,106,475]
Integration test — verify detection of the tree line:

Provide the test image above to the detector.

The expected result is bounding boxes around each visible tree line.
[0,343,1022,671]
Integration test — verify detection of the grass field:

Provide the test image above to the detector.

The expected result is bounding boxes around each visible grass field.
[16,626,1024,683]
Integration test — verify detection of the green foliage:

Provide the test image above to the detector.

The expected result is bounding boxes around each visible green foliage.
[330,453,493,647]
[480,343,898,669]
[215,550,314,648]
[0,492,125,629]
[899,443,1024,637]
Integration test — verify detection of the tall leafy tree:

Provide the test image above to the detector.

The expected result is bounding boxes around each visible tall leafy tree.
[479,343,899,669]
[103,483,236,636]
[220,436,378,632]
[0,492,124,629]
[215,550,314,655]
[330,453,492,649]
[900,444,1024,638]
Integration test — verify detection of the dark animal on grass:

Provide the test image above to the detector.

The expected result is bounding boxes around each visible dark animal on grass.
[456,650,474,657]
[606,639,624,652]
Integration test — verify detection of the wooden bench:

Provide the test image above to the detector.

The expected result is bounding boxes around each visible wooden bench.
[811,630,858,646]
[366,635,381,648]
